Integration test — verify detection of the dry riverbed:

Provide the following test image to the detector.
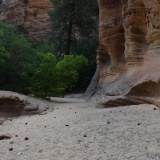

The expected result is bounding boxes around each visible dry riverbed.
[0,102,160,160]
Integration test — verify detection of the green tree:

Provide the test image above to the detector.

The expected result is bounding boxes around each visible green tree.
[31,53,60,97]
[0,46,9,69]
[49,0,98,55]
[35,43,56,54]
[56,55,88,90]
[0,30,10,69]
[0,22,37,93]
[32,54,87,97]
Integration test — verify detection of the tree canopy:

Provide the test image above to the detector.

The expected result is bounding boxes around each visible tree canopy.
[49,0,98,55]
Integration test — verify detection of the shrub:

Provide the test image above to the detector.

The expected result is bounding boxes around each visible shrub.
[31,53,60,97]
[31,54,88,98]
[56,55,88,90]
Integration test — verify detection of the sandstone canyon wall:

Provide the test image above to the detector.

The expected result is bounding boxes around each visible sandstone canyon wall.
[87,0,160,107]
[0,0,52,42]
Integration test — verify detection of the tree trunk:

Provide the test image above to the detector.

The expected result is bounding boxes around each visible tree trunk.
[65,20,73,55]
[64,0,75,55]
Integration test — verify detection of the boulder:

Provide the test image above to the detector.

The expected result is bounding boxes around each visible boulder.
[0,91,49,116]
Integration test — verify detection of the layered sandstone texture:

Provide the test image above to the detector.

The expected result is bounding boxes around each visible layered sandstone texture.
[0,0,52,42]
[92,0,160,107]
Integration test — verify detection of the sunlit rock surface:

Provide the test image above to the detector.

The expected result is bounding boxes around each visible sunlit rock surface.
[87,0,160,107]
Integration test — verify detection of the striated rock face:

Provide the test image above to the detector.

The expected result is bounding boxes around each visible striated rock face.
[88,0,160,107]
[0,0,53,42]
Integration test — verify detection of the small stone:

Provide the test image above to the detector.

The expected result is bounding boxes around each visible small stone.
[138,123,141,125]
[15,135,18,137]
[25,123,27,125]
[103,115,105,116]
[9,148,13,151]
[75,112,77,114]
[44,126,47,128]
[10,141,14,144]
[77,139,82,143]
[107,122,110,124]
[40,112,47,115]
[83,135,87,137]
[39,150,43,153]
[54,117,56,119]
[66,124,69,127]
[154,108,157,110]
[25,137,29,140]
[0,134,12,140]
[0,120,4,125]
[70,108,71,110]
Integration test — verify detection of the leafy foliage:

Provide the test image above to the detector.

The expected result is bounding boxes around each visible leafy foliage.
[32,54,87,97]
[49,0,98,90]
[0,6,98,97]
[56,55,88,90]
[31,53,59,97]
[0,22,37,93]
[0,29,10,69]
[49,0,98,55]
[35,43,56,54]
[0,45,9,71]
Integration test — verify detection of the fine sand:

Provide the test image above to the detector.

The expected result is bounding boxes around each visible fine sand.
[0,101,160,160]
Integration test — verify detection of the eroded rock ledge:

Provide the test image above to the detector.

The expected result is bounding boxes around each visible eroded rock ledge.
[88,0,160,107]
[0,91,49,117]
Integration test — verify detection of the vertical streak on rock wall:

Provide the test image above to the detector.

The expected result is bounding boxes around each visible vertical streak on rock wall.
[122,0,148,66]
[97,0,126,79]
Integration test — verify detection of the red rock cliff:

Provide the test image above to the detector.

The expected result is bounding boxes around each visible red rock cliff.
[86,0,160,107]
[0,0,53,42]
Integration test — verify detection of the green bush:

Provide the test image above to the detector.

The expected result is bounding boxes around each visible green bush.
[31,53,59,97]
[56,55,88,90]
[31,54,88,98]
[0,30,10,69]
